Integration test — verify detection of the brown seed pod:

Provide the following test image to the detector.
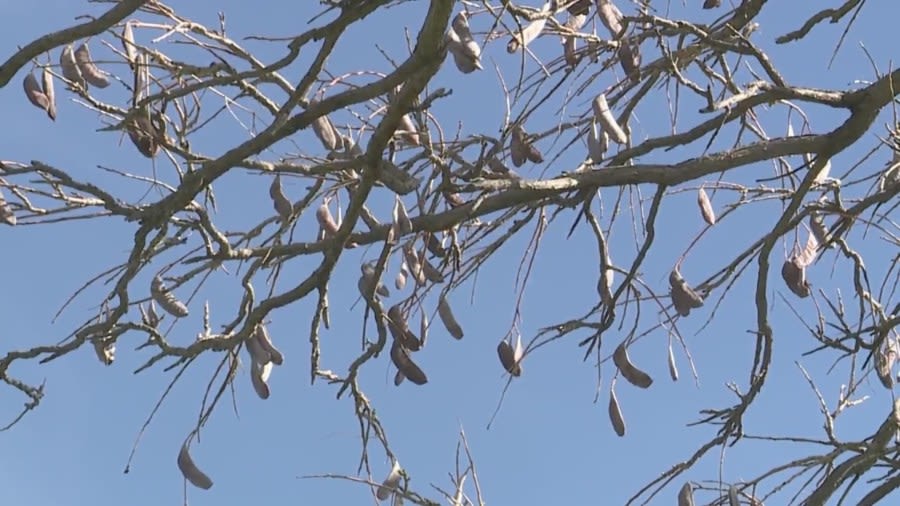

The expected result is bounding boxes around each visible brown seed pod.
[396,114,420,146]
[250,359,273,400]
[308,99,339,151]
[875,341,897,389]
[59,45,86,88]
[403,245,428,286]
[608,388,626,437]
[387,305,421,352]
[677,482,694,506]
[507,17,547,53]
[703,0,722,8]
[563,35,578,68]
[437,295,464,340]
[420,311,429,348]
[509,125,529,167]
[727,485,740,506]
[587,122,608,163]
[122,21,137,67]
[393,369,405,386]
[0,192,15,226]
[150,275,189,318]
[73,43,111,88]
[177,441,214,490]
[568,0,591,15]
[254,324,284,365]
[781,257,810,298]
[360,263,390,298]
[451,10,474,41]
[446,32,483,73]
[667,343,679,382]
[392,196,414,238]
[394,267,408,291]
[497,337,523,376]
[617,40,641,83]
[92,339,115,366]
[376,461,403,501]
[444,191,466,209]
[669,268,704,316]
[245,330,272,365]
[316,203,340,237]
[592,93,628,145]
[23,72,51,115]
[421,256,445,283]
[390,341,428,385]
[139,301,160,328]
[269,175,292,221]
[697,187,716,225]
[596,0,625,39]
[809,212,830,247]
[126,108,165,158]
[426,234,446,258]
[41,67,57,121]
[612,343,653,389]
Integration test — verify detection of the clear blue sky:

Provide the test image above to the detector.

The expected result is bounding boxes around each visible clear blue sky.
[1,1,897,505]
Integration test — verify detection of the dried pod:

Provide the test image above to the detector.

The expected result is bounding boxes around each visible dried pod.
[587,122,608,163]
[92,339,115,366]
[254,324,284,365]
[23,72,51,115]
[139,301,161,328]
[875,341,897,389]
[245,330,272,365]
[727,485,740,506]
[437,295,464,340]
[150,275,189,318]
[390,341,428,385]
[592,93,628,145]
[126,108,165,158]
[596,0,624,39]
[308,99,339,151]
[781,257,810,298]
[497,340,522,376]
[393,369,405,386]
[122,21,137,67]
[177,441,214,490]
[451,10,474,41]
[420,311,429,348]
[269,175,292,221]
[426,234,446,258]
[612,343,653,389]
[395,267,408,291]
[250,359,273,400]
[568,0,591,15]
[809,212,830,247]
[446,15,483,74]
[396,114,420,146]
[617,40,641,83]
[669,268,704,317]
[509,125,529,167]
[677,482,694,506]
[507,15,548,53]
[377,461,403,501]
[598,266,615,306]
[703,0,722,8]
[403,245,428,287]
[317,203,340,237]
[41,67,57,121]
[59,45,86,88]
[697,187,716,225]
[608,388,626,437]
[667,343,679,382]
[73,43,111,88]
[421,256,445,283]
[796,231,820,268]
[387,305,421,352]
[360,263,390,298]
[804,153,832,184]
[392,196,414,238]
[0,191,15,226]
[444,191,466,208]
[563,35,578,68]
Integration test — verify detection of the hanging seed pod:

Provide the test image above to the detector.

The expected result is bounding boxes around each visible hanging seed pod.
[377,461,403,501]
[269,175,292,221]
[387,305,421,352]
[245,330,272,366]
[703,0,722,8]
[507,14,548,53]
[875,340,896,389]
[809,212,830,247]
[403,245,427,286]
[804,153,832,184]
[677,482,694,506]
[781,257,811,298]
[426,234,447,258]
[122,21,138,68]
[608,388,626,436]
[667,343,679,381]
[23,72,51,115]
[437,295,464,340]
[360,263,391,298]
[250,359,273,399]
[592,93,628,145]
[308,99,339,151]
[126,108,164,158]
[727,485,740,506]
[150,275,189,318]
[452,10,474,40]
[497,340,522,376]
[421,256,445,283]
[0,192,15,226]
[420,311,429,348]
[73,43,111,88]
[254,324,284,365]
[390,341,428,385]
[598,266,615,306]
[612,343,653,389]
[563,35,578,68]
[41,67,57,121]
[396,114,420,146]
[177,441,214,490]
[92,339,115,366]
[446,13,483,73]
[596,0,625,39]
[59,45,86,88]
[669,268,704,317]
[796,231,820,267]
[587,122,608,163]
[697,187,716,225]
[317,203,340,237]
[568,0,591,15]
[617,40,641,83]
[139,301,160,328]
[395,267,408,291]
[393,369,405,386]
[509,125,529,167]
[392,196,414,238]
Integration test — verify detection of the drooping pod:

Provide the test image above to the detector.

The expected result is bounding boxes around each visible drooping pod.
[359,263,390,299]
[697,187,716,225]
[250,359,273,399]
[59,45,86,88]
[497,335,524,376]
[669,268,704,316]
[781,257,810,298]
[317,202,340,238]
[122,21,138,68]
[126,107,165,158]
[677,482,694,506]
[507,2,552,53]
[92,338,115,366]
[23,72,52,117]
[394,264,408,291]
[617,39,641,83]
[176,440,214,490]
[403,244,427,286]
[391,196,413,238]
[309,99,339,151]
[150,275,189,317]
[73,43,111,88]
[446,11,483,73]
[420,256,445,283]
[586,122,608,163]
[41,67,57,121]
[139,301,160,328]
[390,341,428,385]
[608,388,626,437]
[592,93,628,145]
[269,175,292,221]
[667,342,679,382]
[395,114,420,146]
[376,460,403,501]
[612,342,653,388]
[387,305,422,352]
[596,0,625,39]
[437,295,464,340]
[509,125,543,166]
[254,324,284,365]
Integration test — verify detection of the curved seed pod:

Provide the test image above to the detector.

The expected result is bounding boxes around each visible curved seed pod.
[426,234,446,258]
[269,175,292,221]
[177,441,214,490]
[150,275,189,318]
[587,122,608,163]
[667,343,679,382]
[393,369,405,386]
[727,485,740,506]
[509,126,528,167]
[598,266,614,306]
[497,340,522,376]
[360,263,390,298]
[451,11,474,41]
[73,43,111,88]
[126,108,163,158]
[394,268,408,291]
[809,212,830,247]
[596,0,624,39]
[309,99,339,151]
[804,153,832,184]
[254,324,283,365]
[592,93,628,145]
[563,35,578,68]
[245,330,272,365]
[421,256,444,283]
[392,196,414,238]
[781,258,810,298]
[41,67,57,121]
[703,0,722,8]
[317,203,340,237]
[446,31,483,73]
[377,159,420,195]
[59,45,86,88]
[697,187,716,225]
[377,461,403,501]
[669,268,704,316]
[92,339,115,366]
[437,295,464,340]
[612,342,653,388]
[0,192,15,226]
[420,311,429,348]
[568,0,591,15]
[387,305,421,351]
[617,40,641,83]
[250,359,273,399]
[677,482,694,506]
[122,21,137,67]
[403,245,427,286]
[796,231,820,268]
[396,114,420,146]
[390,341,427,385]
[507,17,547,53]
[875,341,895,389]
[23,72,51,114]
[608,388,626,437]
[139,301,161,328]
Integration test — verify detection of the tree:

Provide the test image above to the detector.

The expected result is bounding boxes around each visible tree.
[1,0,899,504]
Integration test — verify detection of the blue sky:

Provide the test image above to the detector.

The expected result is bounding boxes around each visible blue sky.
[1,1,898,505]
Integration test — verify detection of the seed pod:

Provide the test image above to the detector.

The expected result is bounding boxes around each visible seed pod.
[426,234,446,258]
[139,301,161,328]
[403,245,427,286]
[437,295,464,340]
[73,43,111,88]
[396,114,420,146]
[809,212,830,247]
[446,31,483,73]
[596,0,625,39]
[507,15,548,53]
[360,263,391,298]
[92,339,115,366]
[781,257,810,298]
[420,311,429,348]
[617,40,641,83]
[23,72,51,115]
[126,108,165,158]
[177,441,214,490]
[703,0,722,8]
[0,192,15,226]
[592,93,628,145]
[875,341,896,389]
[308,99,339,151]
[677,482,694,506]
[150,275,189,318]
[451,10,474,40]
[377,159,420,196]
[497,339,522,376]
[727,485,740,506]
[387,305,421,352]
[392,196,413,238]
[804,153,832,184]
[421,256,445,283]
[598,265,615,306]
[254,324,284,365]
[122,21,137,67]
[317,203,340,237]
[669,268,704,317]
[250,359,273,399]
[667,343,679,382]
[568,0,591,15]
[59,45,86,88]
[395,267,408,291]
[563,35,578,68]
[612,342,653,389]
[269,175,292,221]
[509,126,529,167]
[796,231,820,268]
[390,341,428,385]
[697,187,716,225]
[587,122,608,163]
[608,388,626,437]
[393,369,405,386]
[377,461,403,501]
[245,330,272,365]
[41,67,57,121]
